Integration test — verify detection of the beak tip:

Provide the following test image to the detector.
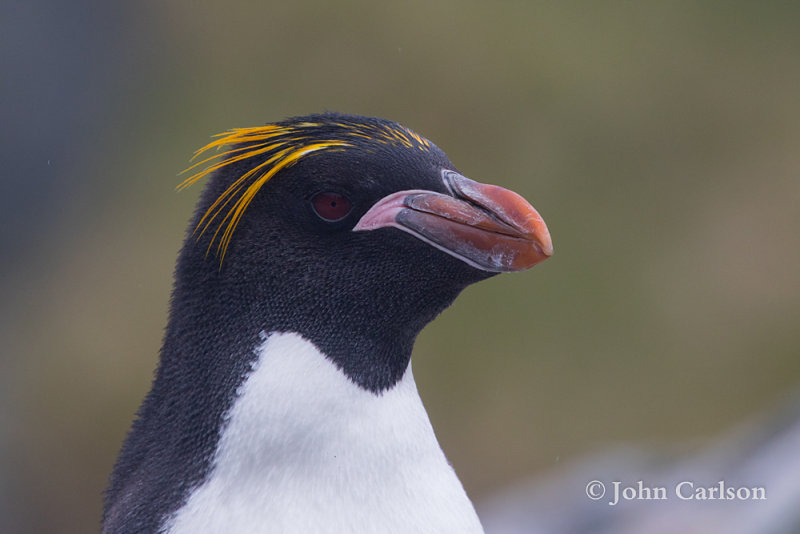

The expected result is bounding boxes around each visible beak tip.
[538,231,554,258]
[527,214,553,262]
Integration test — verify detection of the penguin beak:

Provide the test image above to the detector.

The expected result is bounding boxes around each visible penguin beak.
[353,170,553,272]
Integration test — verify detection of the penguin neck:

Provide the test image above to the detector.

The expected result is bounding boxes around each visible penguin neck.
[104,246,469,532]
[161,240,464,393]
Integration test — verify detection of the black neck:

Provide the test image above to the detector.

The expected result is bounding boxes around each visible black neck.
[103,232,473,534]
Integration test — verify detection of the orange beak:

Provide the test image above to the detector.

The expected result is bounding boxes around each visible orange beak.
[354,170,552,272]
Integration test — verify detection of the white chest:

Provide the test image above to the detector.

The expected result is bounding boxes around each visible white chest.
[163,332,484,534]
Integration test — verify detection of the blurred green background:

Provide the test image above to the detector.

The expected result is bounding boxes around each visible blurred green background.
[2,2,799,533]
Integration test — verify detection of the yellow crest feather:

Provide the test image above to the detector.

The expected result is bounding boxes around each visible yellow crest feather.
[178,118,432,264]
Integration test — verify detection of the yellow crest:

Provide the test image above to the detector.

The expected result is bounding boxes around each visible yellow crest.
[178,118,432,264]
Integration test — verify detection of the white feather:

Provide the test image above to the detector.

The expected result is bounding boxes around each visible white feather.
[164,332,484,534]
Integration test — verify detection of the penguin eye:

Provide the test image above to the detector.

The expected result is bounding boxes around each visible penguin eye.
[311,192,353,222]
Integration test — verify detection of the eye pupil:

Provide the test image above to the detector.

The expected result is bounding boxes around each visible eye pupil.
[312,192,352,222]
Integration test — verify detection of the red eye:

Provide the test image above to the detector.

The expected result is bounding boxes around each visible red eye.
[311,192,353,222]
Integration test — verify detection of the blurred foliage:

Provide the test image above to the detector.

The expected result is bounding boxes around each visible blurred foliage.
[2,1,799,533]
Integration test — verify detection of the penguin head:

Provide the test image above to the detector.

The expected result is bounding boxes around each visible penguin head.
[174,113,552,390]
